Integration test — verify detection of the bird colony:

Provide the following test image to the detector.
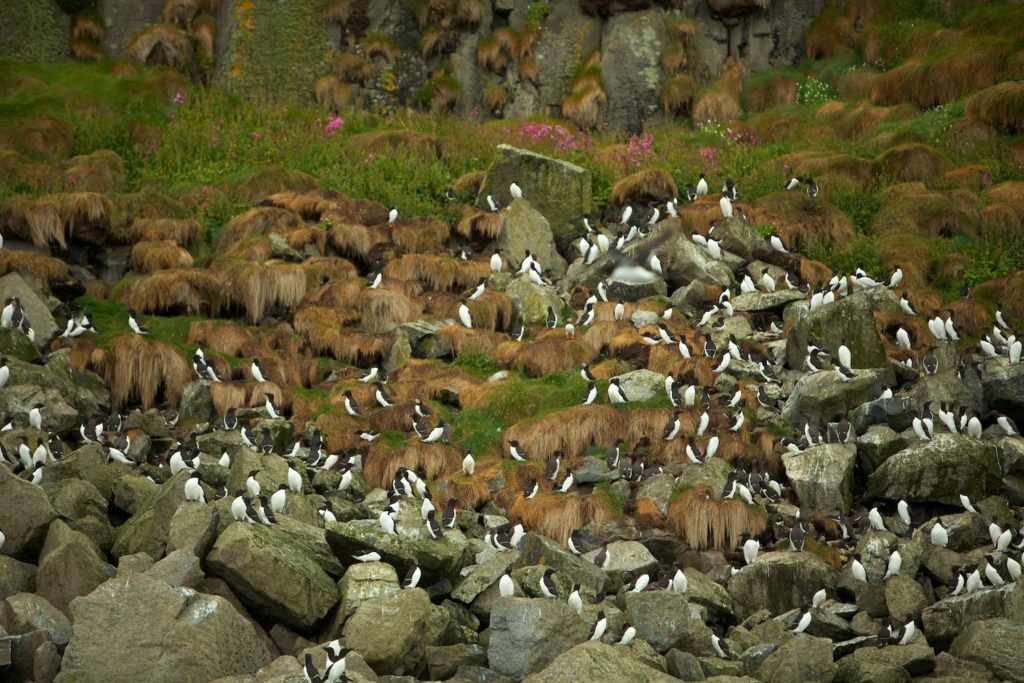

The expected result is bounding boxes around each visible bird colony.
[1,159,1023,683]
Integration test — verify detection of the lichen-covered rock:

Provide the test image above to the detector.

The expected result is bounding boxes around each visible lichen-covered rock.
[950,620,1024,681]
[866,434,1003,505]
[785,287,902,371]
[783,443,856,514]
[59,573,272,682]
[922,582,1023,647]
[0,465,57,559]
[488,597,590,680]
[525,641,679,683]
[496,198,569,278]
[0,273,57,350]
[625,590,714,655]
[599,10,667,132]
[35,520,115,617]
[111,470,190,561]
[847,632,936,677]
[512,532,608,599]
[335,560,401,623]
[757,634,836,683]
[206,522,338,632]
[342,588,449,676]
[506,277,565,325]
[782,366,895,430]
[325,520,470,585]
[0,556,36,601]
[3,592,72,647]
[728,552,835,620]
[612,369,666,404]
[477,144,592,249]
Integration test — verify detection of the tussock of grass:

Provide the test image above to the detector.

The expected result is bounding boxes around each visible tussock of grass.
[0,249,70,283]
[611,169,678,207]
[213,260,307,323]
[503,405,625,458]
[98,334,191,409]
[129,240,193,272]
[121,217,203,247]
[872,143,952,183]
[967,81,1024,134]
[667,485,766,551]
[118,269,223,316]
[507,494,614,545]
[363,442,461,489]
[218,207,303,248]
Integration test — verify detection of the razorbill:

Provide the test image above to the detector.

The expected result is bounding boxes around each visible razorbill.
[588,611,607,641]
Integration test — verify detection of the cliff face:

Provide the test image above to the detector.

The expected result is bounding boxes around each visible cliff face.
[6,0,824,131]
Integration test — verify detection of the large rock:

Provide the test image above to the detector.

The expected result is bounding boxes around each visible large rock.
[505,277,565,325]
[46,443,128,500]
[213,0,334,100]
[950,618,1024,683]
[866,433,1003,505]
[35,520,115,617]
[625,590,714,655]
[111,470,190,560]
[477,145,591,249]
[757,634,836,683]
[922,582,1023,646]
[511,532,608,599]
[0,556,36,600]
[785,287,902,371]
[728,552,835,620]
[495,198,569,278]
[206,522,338,632]
[0,0,69,63]
[325,521,470,585]
[884,575,929,624]
[0,464,57,559]
[982,360,1024,428]
[533,2,602,111]
[341,588,448,676]
[0,273,57,350]
[0,326,40,362]
[525,641,678,683]
[59,574,272,682]
[782,443,856,514]
[452,548,519,605]
[599,9,667,132]
[167,502,219,558]
[845,633,936,677]
[782,366,894,429]
[664,229,734,288]
[732,289,805,313]
[854,425,910,474]
[488,597,590,679]
[98,0,162,55]
[3,592,72,647]
[335,561,401,623]
[612,369,666,404]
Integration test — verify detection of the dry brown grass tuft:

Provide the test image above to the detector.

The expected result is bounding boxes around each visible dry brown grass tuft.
[611,169,678,207]
[944,298,991,338]
[579,320,621,357]
[436,325,498,356]
[231,166,318,206]
[441,476,491,512]
[872,143,952,184]
[314,76,354,110]
[485,82,509,114]
[129,240,193,273]
[119,268,223,315]
[871,52,999,108]
[301,255,356,282]
[520,55,538,84]
[187,321,256,358]
[392,216,450,253]
[214,260,307,323]
[348,130,448,160]
[72,12,105,41]
[453,170,485,197]
[661,74,697,116]
[326,221,381,261]
[974,272,1024,321]
[804,6,857,59]
[296,310,395,365]
[507,494,614,545]
[190,14,215,63]
[978,204,1021,239]
[966,81,1024,134]
[454,207,504,240]
[2,196,65,248]
[332,51,373,84]
[383,253,489,291]
[363,34,402,63]
[363,442,461,489]
[64,149,123,193]
[869,189,976,239]
[691,90,741,126]
[0,249,70,284]
[876,233,943,291]
[837,69,880,100]
[55,192,114,245]
[984,181,1024,221]
[71,38,105,62]
[358,287,422,333]
[667,485,766,551]
[217,207,303,249]
[749,192,855,250]
[562,69,607,131]
[100,334,191,409]
[126,24,193,70]
[633,497,666,530]
[742,74,799,112]
[322,0,352,24]
[497,337,596,377]
[210,383,247,417]
[122,218,203,247]
[503,406,626,458]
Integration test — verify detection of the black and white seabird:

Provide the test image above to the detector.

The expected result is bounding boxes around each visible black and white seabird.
[498,572,515,598]
[568,583,583,614]
[539,568,557,598]
[508,439,528,462]
[523,478,539,499]
[589,611,608,641]
[250,358,267,383]
[608,378,628,404]
[790,606,812,634]
[127,310,148,335]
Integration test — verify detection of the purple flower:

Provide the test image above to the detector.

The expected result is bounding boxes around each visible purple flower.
[251,131,261,141]
[172,91,185,104]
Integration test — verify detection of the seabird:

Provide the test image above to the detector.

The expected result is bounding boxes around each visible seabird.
[695,173,708,197]
[462,449,475,476]
[509,182,523,199]
[184,473,206,504]
[851,554,867,582]
[568,584,583,614]
[509,440,528,461]
[425,509,444,539]
[379,510,397,535]
[582,380,598,405]
[884,550,902,579]
[608,378,628,404]
[588,611,607,641]
[442,499,458,528]
[402,565,422,590]
[127,310,148,335]
[711,633,737,660]
[250,359,267,383]
[615,624,637,646]
[790,606,812,634]
[546,306,557,329]
[742,533,759,566]
[539,568,557,598]
[342,390,361,417]
[28,403,43,430]
[498,572,515,598]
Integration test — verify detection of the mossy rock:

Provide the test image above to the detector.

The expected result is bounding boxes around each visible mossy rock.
[0,0,69,63]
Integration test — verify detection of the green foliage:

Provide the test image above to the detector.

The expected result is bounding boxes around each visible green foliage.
[796,77,838,106]
[525,0,551,32]
[592,481,625,514]
[453,351,501,377]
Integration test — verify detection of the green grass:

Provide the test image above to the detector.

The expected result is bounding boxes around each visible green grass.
[592,481,626,514]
